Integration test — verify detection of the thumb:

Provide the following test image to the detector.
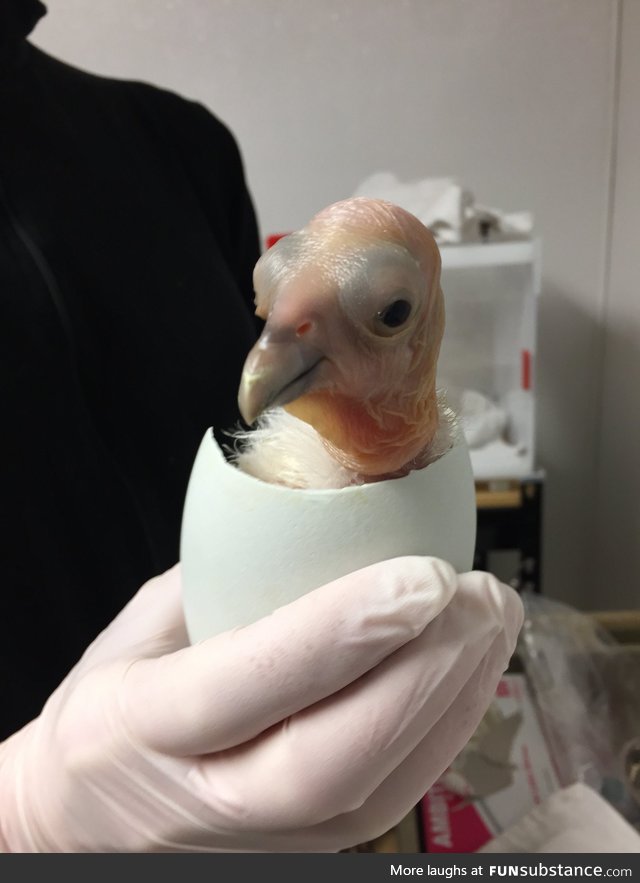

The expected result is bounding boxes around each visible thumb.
[80,564,189,668]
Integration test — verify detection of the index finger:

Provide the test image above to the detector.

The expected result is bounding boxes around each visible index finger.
[120,557,458,756]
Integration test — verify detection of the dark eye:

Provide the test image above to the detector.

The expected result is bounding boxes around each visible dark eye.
[377,299,412,328]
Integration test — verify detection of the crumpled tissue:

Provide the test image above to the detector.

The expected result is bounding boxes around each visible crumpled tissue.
[352,172,533,244]
[479,783,640,853]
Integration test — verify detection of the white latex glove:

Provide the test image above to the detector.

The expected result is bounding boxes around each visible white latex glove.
[0,558,523,853]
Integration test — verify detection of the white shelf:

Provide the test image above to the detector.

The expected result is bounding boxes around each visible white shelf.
[440,239,539,271]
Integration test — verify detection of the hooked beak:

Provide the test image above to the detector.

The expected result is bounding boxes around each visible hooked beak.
[238,332,325,425]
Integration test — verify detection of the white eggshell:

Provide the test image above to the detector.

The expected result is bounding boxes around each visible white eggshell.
[180,428,477,643]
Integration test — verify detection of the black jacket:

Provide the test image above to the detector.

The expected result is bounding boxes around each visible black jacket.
[1,2,261,738]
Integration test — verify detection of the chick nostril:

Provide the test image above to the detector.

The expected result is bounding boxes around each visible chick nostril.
[296,321,312,337]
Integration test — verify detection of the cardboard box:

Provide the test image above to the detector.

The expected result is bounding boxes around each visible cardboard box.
[420,673,559,853]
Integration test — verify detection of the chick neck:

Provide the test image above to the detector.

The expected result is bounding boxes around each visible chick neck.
[285,383,443,483]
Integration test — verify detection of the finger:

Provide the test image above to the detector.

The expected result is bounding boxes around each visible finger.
[82,565,188,668]
[105,615,520,856]
[120,556,458,755]
[288,615,521,852]
[189,575,523,830]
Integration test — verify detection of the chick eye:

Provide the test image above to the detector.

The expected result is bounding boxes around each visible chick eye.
[377,299,412,329]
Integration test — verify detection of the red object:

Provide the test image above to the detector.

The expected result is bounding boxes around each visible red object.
[521,349,532,390]
[421,783,493,852]
[265,232,291,250]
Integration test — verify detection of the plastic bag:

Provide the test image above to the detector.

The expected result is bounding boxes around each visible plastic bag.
[517,592,640,828]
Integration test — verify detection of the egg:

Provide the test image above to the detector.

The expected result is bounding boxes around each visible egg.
[180,427,477,643]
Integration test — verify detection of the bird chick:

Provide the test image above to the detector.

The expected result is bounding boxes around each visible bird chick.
[233,197,454,489]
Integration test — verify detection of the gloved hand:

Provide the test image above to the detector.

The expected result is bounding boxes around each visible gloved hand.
[0,558,523,853]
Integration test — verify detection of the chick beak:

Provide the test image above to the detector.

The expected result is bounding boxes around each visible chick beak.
[238,330,325,425]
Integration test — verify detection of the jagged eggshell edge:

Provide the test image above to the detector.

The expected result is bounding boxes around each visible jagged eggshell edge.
[180,428,477,643]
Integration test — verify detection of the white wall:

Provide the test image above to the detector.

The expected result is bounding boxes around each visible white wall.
[32,0,637,610]
[594,0,640,611]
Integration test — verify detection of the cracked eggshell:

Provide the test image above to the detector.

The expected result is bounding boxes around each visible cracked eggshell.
[180,428,477,643]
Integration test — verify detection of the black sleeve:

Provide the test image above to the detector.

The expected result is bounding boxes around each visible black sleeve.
[127,84,263,330]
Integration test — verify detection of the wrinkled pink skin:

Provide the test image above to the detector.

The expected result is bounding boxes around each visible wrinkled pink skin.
[238,197,445,479]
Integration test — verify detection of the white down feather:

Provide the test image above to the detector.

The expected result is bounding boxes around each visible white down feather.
[228,394,457,489]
